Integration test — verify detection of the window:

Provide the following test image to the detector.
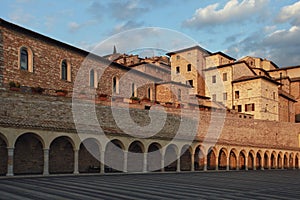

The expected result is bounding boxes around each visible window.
[132,83,137,97]
[245,103,255,112]
[187,79,193,87]
[19,46,33,72]
[187,64,192,72]
[273,92,276,100]
[212,94,216,101]
[90,69,95,88]
[223,92,227,101]
[212,75,216,83]
[112,76,119,94]
[223,73,227,81]
[89,69,97,88]
[20,48,28,70]
[61,60,68,80]
[176,55,180,60]
[176,66,180,74]
[147,87,152,100]
[178,89,181,101]
[238,105,242,112]
[235,91,240,99]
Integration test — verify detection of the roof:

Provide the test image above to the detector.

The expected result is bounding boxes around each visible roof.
[203,60,247,71]
[155,81,190,88]
[232,75,281,85]
[240,56,279,69]
[128,62,171,73]
[268,65,300,72]
[209,51,236,61]
[166,45,211,56]
[279,90,297,102]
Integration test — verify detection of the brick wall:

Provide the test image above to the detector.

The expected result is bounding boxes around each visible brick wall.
[0,30,4,89]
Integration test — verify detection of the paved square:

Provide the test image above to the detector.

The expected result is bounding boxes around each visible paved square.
[0,170,299,199]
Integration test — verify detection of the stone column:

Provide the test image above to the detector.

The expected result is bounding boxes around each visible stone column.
[161,157,165,172]
[143,153,147,173]
[226,156,230,171]
[74,149,79,174]
[215,156,219,171]
[245,155,248,171]
[176,155,180,172]
[6,147,14,176]
[253,156,256,170]
[43,148,49,175]
[236,156,240,171]
[100,150,105,174]
[268,157,271,170]
[191,153,195,172]
[203,155,207,171]
[123,151,128,172]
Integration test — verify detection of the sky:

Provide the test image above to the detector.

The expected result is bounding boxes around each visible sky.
[1,0,300,67]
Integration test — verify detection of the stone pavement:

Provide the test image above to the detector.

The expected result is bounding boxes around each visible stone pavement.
[0,170,299,199]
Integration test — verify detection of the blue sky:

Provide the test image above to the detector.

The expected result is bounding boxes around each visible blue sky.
[1,0,300,67]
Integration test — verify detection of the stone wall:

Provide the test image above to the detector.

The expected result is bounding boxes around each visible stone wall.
[1,91,300,150]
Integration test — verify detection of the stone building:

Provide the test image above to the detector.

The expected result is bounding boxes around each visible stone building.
[0,18,300,177]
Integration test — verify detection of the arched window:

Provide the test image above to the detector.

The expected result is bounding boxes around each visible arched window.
[61,60,68,80]
[61,60,71,82]
[112,76,119,94]
[90,69,95,88]
[131,83,136,97]
[20,48,28,70]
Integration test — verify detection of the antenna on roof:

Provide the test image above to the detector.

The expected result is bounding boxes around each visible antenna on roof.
[113,45,117,54]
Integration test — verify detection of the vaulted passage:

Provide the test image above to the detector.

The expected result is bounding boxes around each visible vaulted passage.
[49,136,74,174]
[289,154,293,169]
[105,139,124,173]
[239,152,246,170]
[0,135,7,176]
[147,143,161,172]
[127,141,144,172]
[14,133,43,175]
[194,146,205,171]
[229,151,237,170]
[164,145,177,171]
[271,153,276,169]
[180,145,191,171]
[218,149,227,170]
[79,139,100,173]
[256,153,262,170]
[284,154,288,169]
[207,149,216,170]
[248,152,254,170]
[264,153,269,169]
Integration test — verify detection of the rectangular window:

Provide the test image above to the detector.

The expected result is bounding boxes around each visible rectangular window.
[212,75,216,83]
[223,73,227,81]
[235,91,240,99]
[238,105,242,112]
[273,92,276,100]
[212,94,216,101]
[176,66,180,74]
[245,103,255,111]
[187,79,194,87]
[187,64,192,72]
[176,55,180,60]
[223,92,227,101]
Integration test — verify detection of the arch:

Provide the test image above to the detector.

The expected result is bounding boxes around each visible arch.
[264,151,269,169]
[289,153,294,169]
[239,151,246,170]
[127,141,144,172]
[207,147,216,170]
[271,151,276,169]
[78,138,101,173]
[147,142,162,172]
[277,152,283,169]
[49,136,74,174]
[61,59,71,81]
[256,151,262,170]
[248,151,255,170]
[229,149,237,170]
[283,153,288,169]
[19,46,33,72]
[218,148,227,170]
[104,139,125,173]
[112,76,119,94]
[295,154,299,169]
[164,144,178,171]
[194,146,205,171]
[0,134,7,176]
[14,133,44,175]
[180,145,192,171]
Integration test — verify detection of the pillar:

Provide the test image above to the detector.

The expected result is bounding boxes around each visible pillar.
[143,153,147,173]
[176,155,180,172]
[100,150,105,174]
[74,149,79,174]
[161,156,165,172]
[43,148,49,175]
[191,153,195,172]
[245,155,248,171]
[123,151,128,172]
[203,155,207,171]
[6,147,14,176]
[253,155,256,170]
[226,156,230,171]
[215,156,219,171]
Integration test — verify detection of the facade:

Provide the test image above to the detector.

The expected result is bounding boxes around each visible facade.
[0,18,300,177]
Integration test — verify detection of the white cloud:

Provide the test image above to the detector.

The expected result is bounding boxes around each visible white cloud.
[276,1,300,25]
[68,22,81,32]
[183,0,269,29]
[110,21,144,35]
[9,8,34,24]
